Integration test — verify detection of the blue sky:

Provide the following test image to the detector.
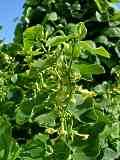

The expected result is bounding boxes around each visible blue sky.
[113,2,120,10]
[0,0,24,42]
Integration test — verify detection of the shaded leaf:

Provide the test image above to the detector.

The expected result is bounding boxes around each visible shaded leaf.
[34,111,56,127]
[115,40,120,58]
[11,74,18,84]
[54,140,70,160]
[72,147,92,160]
[19,133,48,159]
[102,148,119,160]
[103,27,120,38]
[95,35,109,45]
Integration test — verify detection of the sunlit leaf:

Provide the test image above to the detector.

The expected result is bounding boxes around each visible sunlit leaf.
[72,63,105,76]
[23,25,44,50]
[47,12,58,21]
[77,22,87,40]
[93,47,110,58]
[46,35,68,47]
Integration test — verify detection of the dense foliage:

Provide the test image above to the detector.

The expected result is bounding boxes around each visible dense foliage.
[0,0,120,159]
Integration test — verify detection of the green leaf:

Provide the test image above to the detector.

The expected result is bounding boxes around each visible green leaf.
[83,109,110,123]
[115,40,120,58]
[72,64,105,77]
[0,101,15,114]
[11,74,18,84]
[31,55,57,72]
[19,99,33,114]
[111,11,120,21]
[26,0,39,5]
[63,43,73,56]
[72,147,92,160]
[0,116,20,160]
[16,109,29,125]
[54,140,70,160]
[19,133,48,159]
[94,0,108,13]
[77,22,87,40]
[23,25,44,50]
[111,65,120,75]
[103,27,120,38]
[66,23,77,35]
[80,41,95,50]
[0,149,5,159]
[7,141,20,160]
[31,59,46,70]
[110,123,120,139]
[16,99,33,124]
[34,111,56,127]
[102,148,119,160]
[80,41,110,58]
[46,35,68,47]
[99,125,110,148]
[94,83,107,95]
[0,116,10,137]
[95,35,109,45]
[93,47,110,58]
[66,22,87,40]
[47,12,58,21]
[26,7,32,19]
[68,96,92,121]
[73,41,81,57]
